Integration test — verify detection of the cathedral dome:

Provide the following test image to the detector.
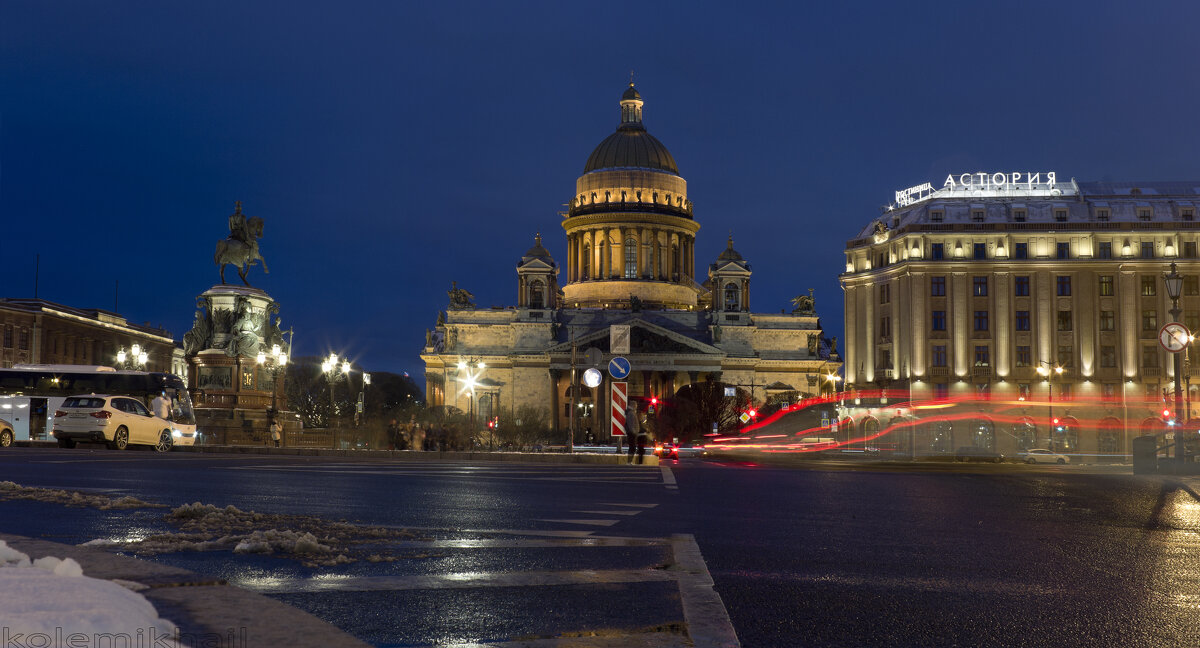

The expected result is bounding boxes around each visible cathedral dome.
[583,84,679,175]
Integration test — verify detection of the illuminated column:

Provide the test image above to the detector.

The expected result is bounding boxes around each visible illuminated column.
[637,227,645,278]
[1036,270,1053,366]
[567,235,576,283]
[910,272,926,379]
[651,229,660,280]
[1119,271,1138,377]
[952,272,969,379]
[1077,269,1095,376]
[995,271,1011,378]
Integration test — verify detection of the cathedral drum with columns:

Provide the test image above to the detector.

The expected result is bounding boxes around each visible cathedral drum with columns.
[421,84,839,443]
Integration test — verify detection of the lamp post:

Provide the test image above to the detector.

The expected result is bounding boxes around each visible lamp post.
[825,372,843,398]
[256,344,288,417]
[457,358,484,445]
[322,353,351,429]
[116,344,148,370]
[1037,362,1064,450]
[1164,261,1186,466]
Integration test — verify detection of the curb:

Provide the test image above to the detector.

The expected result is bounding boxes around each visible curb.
[0,532,370,647]
[171,445,662,465]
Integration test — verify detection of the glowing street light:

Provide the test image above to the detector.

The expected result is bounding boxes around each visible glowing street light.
[1037,363,1065,450]
[257,343,288,418]
[116,343,148,370]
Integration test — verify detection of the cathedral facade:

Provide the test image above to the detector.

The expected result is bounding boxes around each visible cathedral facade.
[421,84,839,441]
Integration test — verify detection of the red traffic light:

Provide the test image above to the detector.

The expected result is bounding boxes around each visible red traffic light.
[487,420,495,428]
[1163,409,1172,419]
[749,409,757,418]
[650,396,658,405]
[1052,417,1060,425]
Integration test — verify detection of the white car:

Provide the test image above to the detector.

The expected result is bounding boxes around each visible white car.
[0,417,13,447]
[52,395,176,452]
[1019,448,1070,465]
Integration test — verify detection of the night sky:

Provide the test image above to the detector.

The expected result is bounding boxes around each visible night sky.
[3,2,1199,378]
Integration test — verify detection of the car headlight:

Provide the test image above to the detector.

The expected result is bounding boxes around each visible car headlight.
[171,429,182,438]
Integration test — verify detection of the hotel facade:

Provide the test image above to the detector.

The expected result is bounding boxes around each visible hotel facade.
[840,174,1200,458]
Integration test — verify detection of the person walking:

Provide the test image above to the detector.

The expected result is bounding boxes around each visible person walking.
[151,392,171,421]
[635,416,648,465]
[625,404,639,464]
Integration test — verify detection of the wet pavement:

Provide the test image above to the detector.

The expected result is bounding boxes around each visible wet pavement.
[1,448,1198,647]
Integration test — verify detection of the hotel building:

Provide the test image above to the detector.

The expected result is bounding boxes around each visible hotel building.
[841,174,1200,457]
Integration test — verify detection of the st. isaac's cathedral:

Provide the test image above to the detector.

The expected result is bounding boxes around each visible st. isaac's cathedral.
[421,84,840,439]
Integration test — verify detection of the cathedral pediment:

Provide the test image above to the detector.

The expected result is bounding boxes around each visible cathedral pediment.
[518,258,556,271]
[547,317,720,356]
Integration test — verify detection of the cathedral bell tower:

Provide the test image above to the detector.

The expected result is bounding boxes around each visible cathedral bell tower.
[516,233,559,310]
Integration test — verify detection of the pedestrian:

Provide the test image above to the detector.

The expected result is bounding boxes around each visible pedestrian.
[386,418,400,450]
[269,417,282,448]
[626,404,639,464]
[635,416,648,465]
[151,391,171,421]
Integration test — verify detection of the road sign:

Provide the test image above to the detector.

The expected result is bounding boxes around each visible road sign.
[584,347,603,367]
[611,381,628,436]
[1160,322,1190,353]
[724,386,736,397]
[608,356,631,380]
[582,367,602,388]
[610,325,631,354]
[739,412,750,424]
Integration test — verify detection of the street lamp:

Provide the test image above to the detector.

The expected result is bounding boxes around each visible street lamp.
[1037,362,1065,450]
[322,353,351,428]
[116,344,148,370]
[825,372,843,397]
[256,344,288,417]
[1164,261,1186,465]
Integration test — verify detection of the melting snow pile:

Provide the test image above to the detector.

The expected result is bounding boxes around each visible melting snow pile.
[0,540,180,646]
[0,481,162,510]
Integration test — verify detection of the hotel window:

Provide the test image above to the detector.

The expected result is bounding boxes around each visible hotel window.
[1013,209,1027,222]
[1014,276,1030,296]
[1099,275,1114,296]
[879,349,892,370]
[1015,310,1031,331]
[931,243,945,260]
[932,345,947,367]
[974,346,990,366]
[935,383,949,400]
[1185,208,1196,222]
[974,310,989,331]
[973,276,988,296]
[1143,309,1158,331]
[623,237,638,278]
[931,276,946,296]
[1101,345,1117,368]
[880,283,891,304]
[973,242,986,259]
[932,310,947,330]
[972,209,985,222]
[1018,383,1032,400]
[1138,207,1152,221]
[1102,383,1117,401]
[1057,310,1073,331]
[1056,242,1070,259]
[1059,383,1072,400]
[1187,311,1200,332]
[1186,242,1198,259]
[1058,345,1073,368]
[880,316,891,338]
[1097,208,1110,221]
[1186,276,1199,296]
[1015,242,1028,259]
[1143,345,1159,368]
[1099,310,1115,331]
[1055,209,1068,222]
[1016,346,1031,367]
[18,329,28,351]
[1098,241,1113,259]
[1141,276,1157,296]
[1141,241,1155,258]
[931,210,944,223]
[1056,276,1072,296]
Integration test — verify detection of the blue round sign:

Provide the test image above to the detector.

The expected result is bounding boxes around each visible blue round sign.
[608,356,631,380]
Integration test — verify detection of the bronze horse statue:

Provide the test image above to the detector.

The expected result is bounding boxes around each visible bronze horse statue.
[215,216,269,285]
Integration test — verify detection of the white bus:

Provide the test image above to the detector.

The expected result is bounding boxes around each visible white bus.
[0,365,197,444]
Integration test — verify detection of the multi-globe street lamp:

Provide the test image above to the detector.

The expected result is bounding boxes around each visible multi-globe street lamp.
[116,344,148,370]
[1036,362,1065,450]
[256,343,288,417]
[322,353,351,428]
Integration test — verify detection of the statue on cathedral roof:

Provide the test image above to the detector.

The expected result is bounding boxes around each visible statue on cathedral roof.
[448,281,475,310]
[791,289,815,315]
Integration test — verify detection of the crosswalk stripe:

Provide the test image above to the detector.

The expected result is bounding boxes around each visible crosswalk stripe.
[237,568,677,594]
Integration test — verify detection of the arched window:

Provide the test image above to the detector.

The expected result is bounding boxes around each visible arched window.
[671,243,679,279]
[530,280,545,309]
[582,244,591,279]
[1013,417,1037,450]
[478,394,492,422]
[1098,417,1122,454]
[624,238,638,278]
[1054,417,1080,452]
[969,418,996,450]
[859,417,879,451]
[724,282,740,311]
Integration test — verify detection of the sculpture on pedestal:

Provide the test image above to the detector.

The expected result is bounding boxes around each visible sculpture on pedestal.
[215,201,270,286]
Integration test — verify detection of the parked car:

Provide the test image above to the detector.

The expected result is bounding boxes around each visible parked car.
[954,446,1005,463]
[655,443,679,460]
[1018,448,1070,465]
[52,395,176,452]
[0,417,13,447]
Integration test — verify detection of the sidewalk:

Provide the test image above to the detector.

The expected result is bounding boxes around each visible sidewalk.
[0,532,369,647]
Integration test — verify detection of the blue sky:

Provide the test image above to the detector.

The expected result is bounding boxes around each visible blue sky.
[3,1,1199,377]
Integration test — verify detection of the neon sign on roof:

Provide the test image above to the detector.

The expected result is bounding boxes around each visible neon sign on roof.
[890,171,1062,210]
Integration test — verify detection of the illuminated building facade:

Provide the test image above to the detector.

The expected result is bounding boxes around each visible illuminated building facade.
[841,175,1200,457]
[421,85,840,439]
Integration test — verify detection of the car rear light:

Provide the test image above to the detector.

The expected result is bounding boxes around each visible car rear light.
[54,410,67,418]
[89,411,112,419]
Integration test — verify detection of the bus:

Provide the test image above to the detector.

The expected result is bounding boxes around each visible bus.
[0,365,197,444]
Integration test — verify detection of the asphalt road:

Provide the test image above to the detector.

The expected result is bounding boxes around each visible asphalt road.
[0,448,1197,648]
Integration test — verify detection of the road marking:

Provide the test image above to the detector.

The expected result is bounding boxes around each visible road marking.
[661,466,677,491]
[600,502,659,508]
[571,510,642,516]
[670,534,741,648]
[537,518,620,527]
[387,537,669,549]
[236,568,677,594]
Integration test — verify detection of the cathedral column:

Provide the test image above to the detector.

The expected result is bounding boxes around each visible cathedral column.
[549,369,561,435]
[636,228,645,278]
[683,238,691,281]
[567,235,575,283]
[651,229,660,280]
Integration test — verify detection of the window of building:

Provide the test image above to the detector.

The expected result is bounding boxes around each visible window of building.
[1143,309,1158,331]
[623,237,638,278]
[529,280,545,309]
[935,383,949,400]
[1101,345,1117,368]
[880,283,891,304]
[1013,209,1027,222]
[1187,311,1200,333]
[932,310,947,331]
[973,276,988,296]
[1058,345,1074,368]
[1057,276,1072,296]
[931,276,946,296]
[880,316,891,338]
[974,310,989,331]
[1016,346,1031,367]
[724,282,740,311]
[1186,276,1200,296]
[932,345,947,367]
[879,349,892,370]
[972,209,985,222]
[1141,276,1157,296]
[1055,208,1068,222]
[974,345,990,366]
[931,243,945,260]
[1184,208,1196,222]
[931,210,944,223]
[1014,276,1030,296]
[973,242,986,259]
[1059,383,1072,400]
[1186,242,1198,259]
[1143,345,1159,368]
[1097,208,1110,221]
[1098,241,1113,259]
[1056,242,1070,259]
[1099,275,1114,296]
[1057,310,1072,331]
[877,253,888,268]
[1102,384,1117,401]
[1138,207,1152,221]
[18,329,28,351]
[1015,242,1028,259]
[1100,310,1115,331]
[2,326,10,349]
[1141,241,1155,259]
[1015,310,1030,331]
[1018,383,1032,400]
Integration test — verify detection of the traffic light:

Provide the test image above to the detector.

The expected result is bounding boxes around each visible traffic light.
[749,409,758,418]
[648,396,658,414]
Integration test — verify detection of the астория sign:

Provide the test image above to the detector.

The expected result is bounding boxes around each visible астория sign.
[892,171,1059,209]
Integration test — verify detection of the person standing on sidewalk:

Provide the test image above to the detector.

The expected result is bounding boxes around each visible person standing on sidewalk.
[625,404,639,464]
[269,417,282,448]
